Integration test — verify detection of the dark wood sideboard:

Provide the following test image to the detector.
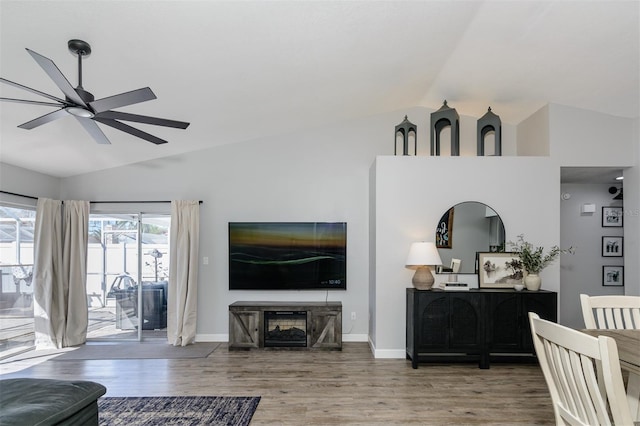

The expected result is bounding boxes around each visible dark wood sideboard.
[406,288,557,369]
[229,301,342,351]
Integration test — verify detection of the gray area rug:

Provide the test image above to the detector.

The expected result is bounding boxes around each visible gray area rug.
[98,396,260,426]
[52,342,220,360]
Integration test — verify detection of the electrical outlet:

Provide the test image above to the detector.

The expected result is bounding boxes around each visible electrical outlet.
[203,256,209,265]
[351,312,356,320]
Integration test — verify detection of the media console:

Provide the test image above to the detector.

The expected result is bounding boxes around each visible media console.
[228,301,342,351]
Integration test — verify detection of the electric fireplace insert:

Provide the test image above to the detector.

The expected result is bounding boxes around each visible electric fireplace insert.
[264,311,307,347]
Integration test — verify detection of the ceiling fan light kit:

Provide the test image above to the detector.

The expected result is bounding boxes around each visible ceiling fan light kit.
[0,39,190,145]
[66,107,94,118]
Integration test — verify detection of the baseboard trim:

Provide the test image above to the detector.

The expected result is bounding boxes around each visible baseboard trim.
[368,336,405,359]
[196,333,369,343]
[195,334,227,342]
[341,333,368,342]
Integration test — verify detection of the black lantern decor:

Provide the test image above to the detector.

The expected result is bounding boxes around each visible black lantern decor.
[430,100,459,156]
[477,107,502,156]
[394,115,417,156]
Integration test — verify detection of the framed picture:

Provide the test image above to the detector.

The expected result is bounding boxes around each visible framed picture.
[602,236,623,257]
[602,265,624,286]
[436,207,454,248]
[477,252,523,289]
[602,206,623,227]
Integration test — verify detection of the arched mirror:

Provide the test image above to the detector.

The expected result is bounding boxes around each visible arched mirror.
[435,201,505,274]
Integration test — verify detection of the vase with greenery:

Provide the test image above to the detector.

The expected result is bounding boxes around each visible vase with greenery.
[507,234,574,290]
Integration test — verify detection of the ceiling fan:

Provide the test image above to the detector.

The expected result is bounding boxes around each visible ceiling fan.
[0,39,189,145]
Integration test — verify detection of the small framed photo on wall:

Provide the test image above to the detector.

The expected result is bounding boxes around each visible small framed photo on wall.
[603,265,624,286]
[602,206,623,227]
[602,236,623,257]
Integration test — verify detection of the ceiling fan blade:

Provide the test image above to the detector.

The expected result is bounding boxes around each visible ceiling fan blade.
[75,117,111,144]
[17,108,68,129]
[0,97,64,107]
[26,48,87,107]
[1,77,68,104]
[89,87,156,113]
[94,117,168,145]
[95,110,190,129]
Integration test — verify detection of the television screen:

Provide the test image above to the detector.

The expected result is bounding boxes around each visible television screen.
[229,222,347,290]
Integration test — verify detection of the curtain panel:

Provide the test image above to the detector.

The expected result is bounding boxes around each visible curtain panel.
[33,198,63,349]
[168,200,200,346]
[33,198,89,349]
[62,200,89,346]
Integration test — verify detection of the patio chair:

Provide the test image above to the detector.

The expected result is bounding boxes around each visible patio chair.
[528,312,633,425]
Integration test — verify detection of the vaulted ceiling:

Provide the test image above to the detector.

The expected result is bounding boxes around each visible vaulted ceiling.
[1,1,638,178]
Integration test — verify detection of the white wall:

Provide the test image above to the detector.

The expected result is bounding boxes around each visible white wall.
[559,183,625,329]
[368,164,377,347]
[549,103,635,167]
[0,163,61,206]
[517,105,549,156]
[625,118,640,296]
[371,156,561,357]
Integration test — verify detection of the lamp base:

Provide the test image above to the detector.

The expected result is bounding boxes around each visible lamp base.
[412,266,435,290]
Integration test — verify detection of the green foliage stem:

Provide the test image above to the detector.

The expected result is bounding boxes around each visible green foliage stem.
[508,234,574,274]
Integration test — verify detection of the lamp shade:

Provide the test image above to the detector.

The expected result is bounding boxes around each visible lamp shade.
[405,241,442,267]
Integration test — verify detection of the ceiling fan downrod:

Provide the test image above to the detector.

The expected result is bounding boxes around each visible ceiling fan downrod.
[67,39,94,104]
[68,39,91,90]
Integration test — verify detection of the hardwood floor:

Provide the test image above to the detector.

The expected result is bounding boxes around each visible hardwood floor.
[0,342,554,425]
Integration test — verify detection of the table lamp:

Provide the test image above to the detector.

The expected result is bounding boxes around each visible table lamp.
[405,241,442,290]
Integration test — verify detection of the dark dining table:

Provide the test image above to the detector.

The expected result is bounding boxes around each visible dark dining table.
[581,329,640,420]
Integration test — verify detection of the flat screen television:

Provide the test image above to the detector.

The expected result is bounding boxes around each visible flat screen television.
[229,222,347,290]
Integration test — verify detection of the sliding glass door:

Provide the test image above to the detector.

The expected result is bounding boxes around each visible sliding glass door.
[0,204,170,352]
[86,213,170,341]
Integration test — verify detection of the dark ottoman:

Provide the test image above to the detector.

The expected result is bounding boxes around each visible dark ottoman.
[0,378,106,425]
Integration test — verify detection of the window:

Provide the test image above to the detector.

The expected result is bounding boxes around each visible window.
[0,205,36,358]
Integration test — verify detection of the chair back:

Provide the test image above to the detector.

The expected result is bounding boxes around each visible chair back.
[528,312,632,425]
[580,294,640,329]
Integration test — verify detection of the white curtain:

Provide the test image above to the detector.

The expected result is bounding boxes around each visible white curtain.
[33,198,89,349]
[168,200,200,346]
[62,200,90,346]
[34,198,63,349]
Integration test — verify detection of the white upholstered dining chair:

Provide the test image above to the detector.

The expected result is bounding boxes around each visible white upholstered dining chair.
[580,294,640,330]
[528,312,633,425]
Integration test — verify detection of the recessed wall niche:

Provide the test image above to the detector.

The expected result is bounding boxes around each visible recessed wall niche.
[430,100,460,156]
